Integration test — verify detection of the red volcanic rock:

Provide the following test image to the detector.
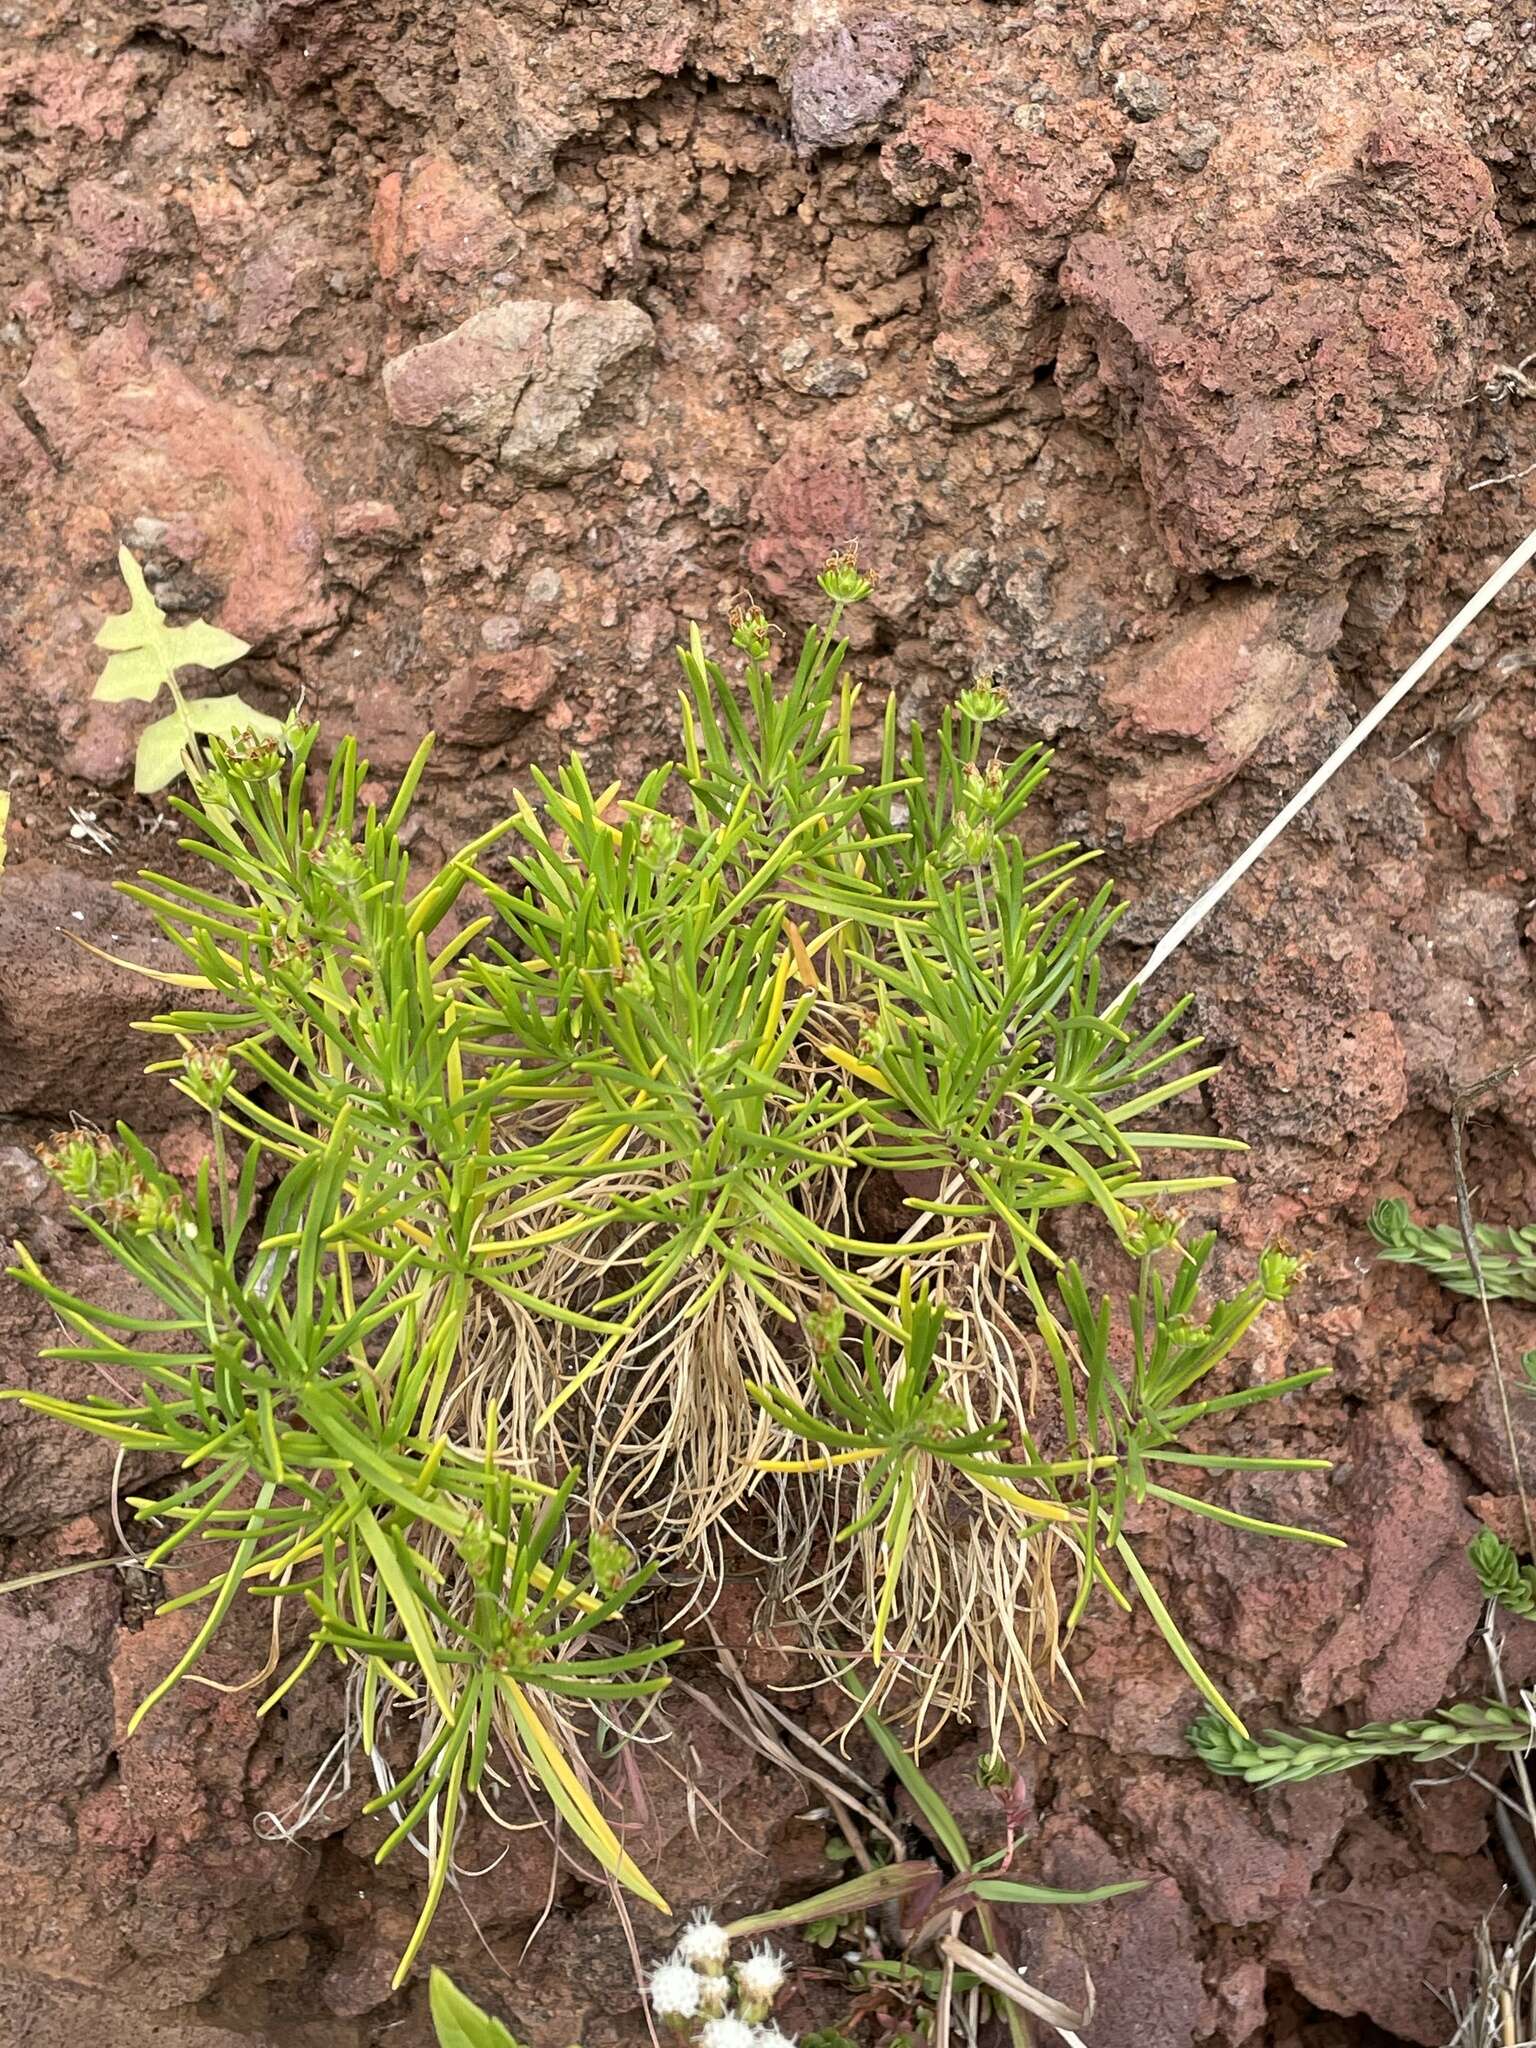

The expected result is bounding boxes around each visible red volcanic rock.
[885,87,1122,418]
[383,299,655,478]
[0,401,49,489]
[371,155,519,293]
[1271,1817,1501,2043]
[1059,81,1498,583]
[57,180,171,297]
[1007,1825,1211,2048]
[789,18,914,150]
[747,428,880,599]
[20,318,335,647]
[746,408,926,640]
[235,225,328,352]
[1104,586,1346,840]
[0,866,185,1126]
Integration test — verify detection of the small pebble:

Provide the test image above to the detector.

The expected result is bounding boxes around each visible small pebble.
[1176,121,1221,172]
[802,356,866,397]
[1113,69,1170,121]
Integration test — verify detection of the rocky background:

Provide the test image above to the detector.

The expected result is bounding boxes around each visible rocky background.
[3,1,1536,2043]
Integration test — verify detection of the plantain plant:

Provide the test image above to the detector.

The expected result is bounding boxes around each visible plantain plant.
[10,552,1337,1976]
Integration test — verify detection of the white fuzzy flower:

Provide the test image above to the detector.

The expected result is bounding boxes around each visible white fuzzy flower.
[735,1945,788,2005]
[699,2020,757,2048]
[755,2028,798,2048]
[676,1913,732,1971]
[648,1960,704,2020]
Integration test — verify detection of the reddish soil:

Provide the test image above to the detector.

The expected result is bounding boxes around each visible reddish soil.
[3,2,1536,2044]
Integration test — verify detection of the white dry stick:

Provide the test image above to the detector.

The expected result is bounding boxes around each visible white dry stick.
[1123,521,1536,1001]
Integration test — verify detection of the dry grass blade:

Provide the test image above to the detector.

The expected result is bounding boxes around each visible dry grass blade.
[682,1649,906,1860]
[1446,1908,1536,2048]
[940,1935,1093,2046]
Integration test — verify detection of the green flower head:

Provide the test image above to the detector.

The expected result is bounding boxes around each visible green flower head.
[957,676,1009,724]
[818,544,874,607]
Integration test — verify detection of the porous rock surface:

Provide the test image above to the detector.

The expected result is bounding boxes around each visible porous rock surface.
[4,1,1536,2043]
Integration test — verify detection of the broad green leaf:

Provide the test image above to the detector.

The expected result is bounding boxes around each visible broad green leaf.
[969,1875,1145,1906]
[166,619,251,672]
[134,696,285,795]
[96,646,168,703]
[429,1969,523,2048]
[95,546,165,651]
[846,1675,972,1870]
[94,549,251,725]
[135,712,194,795]
[724,1860,938,1938]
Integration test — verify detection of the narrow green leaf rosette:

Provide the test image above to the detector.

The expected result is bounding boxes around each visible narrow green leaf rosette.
[12,559,1341,1982]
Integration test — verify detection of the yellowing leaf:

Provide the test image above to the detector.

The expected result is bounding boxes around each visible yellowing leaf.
[134,713,191,796]
[95,646,167,704]
[817,1038,890,1091]
[95,613,151,652]
[181,694,284,746]
[69,933,216,987]
[0,789,9,873]
[787,918,821,991]
[499,1676,669,1912]
[93,549,251,729]
[116,544,158,611]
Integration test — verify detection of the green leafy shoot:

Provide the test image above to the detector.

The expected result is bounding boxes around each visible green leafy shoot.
[750,1274,1078,1667]
[1190,1698,1536,1786]
[1370,1197,1536,1304]
[1035,1233,1339,1727]
[1469,1526,1536,1620]
[10,727,673,1978]
[429,1968,525,2048]
[755,1235,1335,1736]
[93,545,282,794]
